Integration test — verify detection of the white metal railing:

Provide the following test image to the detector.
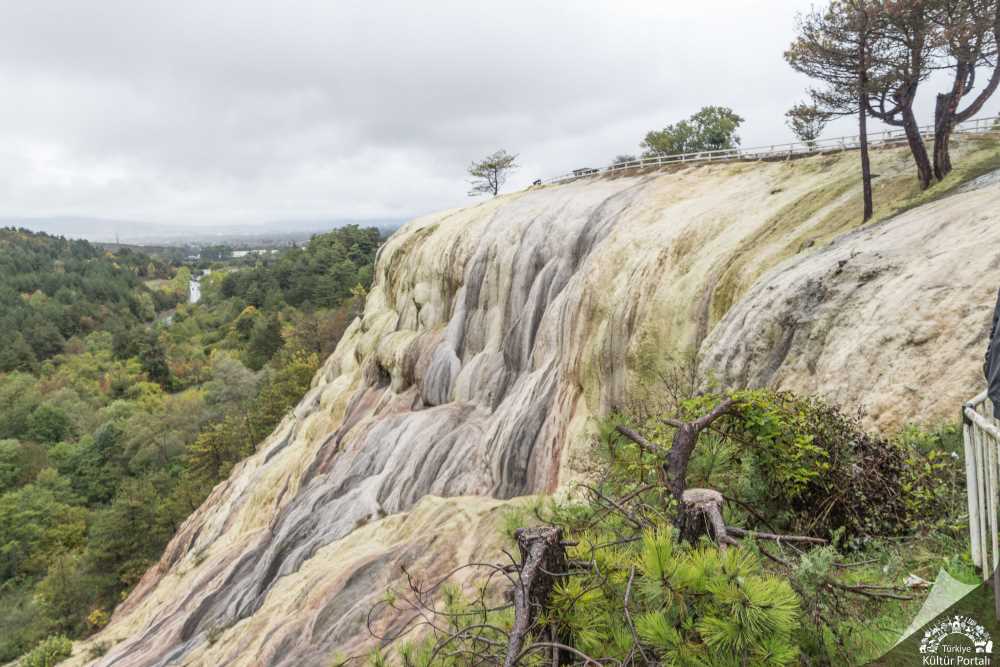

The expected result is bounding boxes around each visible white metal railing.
[543,114,1000,185]
[964,390,1000,618]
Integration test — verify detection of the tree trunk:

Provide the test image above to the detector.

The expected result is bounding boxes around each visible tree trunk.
[504,527,567,667]
[935,9,1000,181]
[665,422,700,503]
[901,105,932,190]
[933,58,971,181]
[864,91,930,191]
[934,92,957,181]
[858,102,874,222]
[663,399,735,505]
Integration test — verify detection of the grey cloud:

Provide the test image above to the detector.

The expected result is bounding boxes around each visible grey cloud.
[0,0,864,226]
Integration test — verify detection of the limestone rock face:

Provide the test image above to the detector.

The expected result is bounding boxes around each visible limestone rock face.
[70,146,1000,666]
[699,177,1000,431]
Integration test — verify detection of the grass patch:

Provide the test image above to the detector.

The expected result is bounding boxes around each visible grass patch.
[872,137,1000,223]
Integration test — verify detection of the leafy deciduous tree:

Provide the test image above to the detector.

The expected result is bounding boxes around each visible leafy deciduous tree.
[641,106,745,156]
[785,102,832,146]
[0,334,37,373]
[138,333,172,389]
[27,405,74,445]
[245,313,284,371]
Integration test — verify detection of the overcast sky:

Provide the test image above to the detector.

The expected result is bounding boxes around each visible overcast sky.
[0,0,991,229]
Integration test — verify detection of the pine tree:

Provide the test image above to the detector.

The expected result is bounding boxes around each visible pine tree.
[787,0,883,221]
[549,529,801,665]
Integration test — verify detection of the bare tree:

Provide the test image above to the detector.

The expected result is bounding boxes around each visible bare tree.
[785,102,832,146]
[787,0,883,221]
[865,0,938,189]
[931,0,1000,179]
[468,150,519,197]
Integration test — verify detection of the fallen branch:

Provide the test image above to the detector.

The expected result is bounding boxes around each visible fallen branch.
[727,527,828,545]
[579,483,646,529]
[721,493,778,533]
[623,565,651,664]
[510,641,602,666]
[758,545,914,601]
[824,578,914,601]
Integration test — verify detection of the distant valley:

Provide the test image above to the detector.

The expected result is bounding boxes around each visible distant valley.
[1,216,405,246]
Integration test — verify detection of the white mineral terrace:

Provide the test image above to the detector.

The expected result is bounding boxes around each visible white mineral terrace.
[69,139,1000,666]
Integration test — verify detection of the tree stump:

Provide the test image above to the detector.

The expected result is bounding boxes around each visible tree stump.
[504,527,566,667]
[678,488,729,546]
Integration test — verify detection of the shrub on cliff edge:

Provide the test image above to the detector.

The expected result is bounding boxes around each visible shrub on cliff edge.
[21,635,71,667]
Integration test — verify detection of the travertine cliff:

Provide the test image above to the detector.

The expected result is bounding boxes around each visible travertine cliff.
[68,139,1000,666]
[701,179,1000,429]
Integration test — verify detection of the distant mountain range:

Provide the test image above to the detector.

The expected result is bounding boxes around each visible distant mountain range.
[0,216,406,245]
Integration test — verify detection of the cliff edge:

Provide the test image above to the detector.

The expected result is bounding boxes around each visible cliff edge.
[69,139,1000,666]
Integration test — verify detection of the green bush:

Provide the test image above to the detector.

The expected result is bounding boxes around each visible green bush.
[680,390,912,542]
[620,388,920,541]
[21,635,72,667]
[896,423,965,533]
[728,391,963,541]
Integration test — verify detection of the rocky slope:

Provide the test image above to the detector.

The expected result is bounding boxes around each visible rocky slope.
[68,139,1000,666]
[702,179,1000,428]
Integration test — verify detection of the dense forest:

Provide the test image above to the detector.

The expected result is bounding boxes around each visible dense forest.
[0,225,381,662]
[0,230,179,373]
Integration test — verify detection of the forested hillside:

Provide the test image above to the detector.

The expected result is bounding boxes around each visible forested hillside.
[220,226,380,309]
[0,226,381,662]
[0,229,178,373]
